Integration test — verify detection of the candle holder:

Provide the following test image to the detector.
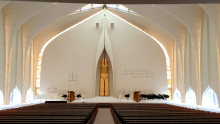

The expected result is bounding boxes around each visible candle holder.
[47,87,57,93]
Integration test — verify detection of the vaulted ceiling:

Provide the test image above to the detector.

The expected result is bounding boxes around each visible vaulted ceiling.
[2,0,219,4]
[1,1,220,59]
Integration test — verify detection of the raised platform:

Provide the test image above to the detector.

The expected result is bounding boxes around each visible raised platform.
[70,96,172,103]
[45,101,67,103]
[1,97,220,113]
[68,96,220,113]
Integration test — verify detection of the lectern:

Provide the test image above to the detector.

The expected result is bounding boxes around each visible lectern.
[133,91,141,102]
[67,91,75,102]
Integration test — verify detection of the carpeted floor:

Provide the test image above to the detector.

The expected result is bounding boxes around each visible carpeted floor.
[93,108,115,124]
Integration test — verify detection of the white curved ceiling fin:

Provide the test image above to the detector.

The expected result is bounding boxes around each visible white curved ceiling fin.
[95,23,105,79]
[103,16,115,96]
[104,18,114,74]
[94,10,114,96]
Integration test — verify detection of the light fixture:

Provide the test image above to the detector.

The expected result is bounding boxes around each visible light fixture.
[111,22,114,28]
[96,22,99,27]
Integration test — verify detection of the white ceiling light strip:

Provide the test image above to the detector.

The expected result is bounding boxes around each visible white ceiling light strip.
[106,4,135,13]
[75,4,103,12]
[40,10,103,54]
[75,4,135,14]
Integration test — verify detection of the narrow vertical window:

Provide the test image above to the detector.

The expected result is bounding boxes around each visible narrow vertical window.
[174,88,181,103]
[185,88,196,105]
[10,87,21,105]
[25,87,33,103]
[0,90,3,106]
[202,86,219,108]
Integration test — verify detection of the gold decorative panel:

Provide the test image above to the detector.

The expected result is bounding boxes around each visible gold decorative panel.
[100,58,109,96]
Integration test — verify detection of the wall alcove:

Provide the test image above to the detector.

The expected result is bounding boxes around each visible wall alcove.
[95,50,113,97]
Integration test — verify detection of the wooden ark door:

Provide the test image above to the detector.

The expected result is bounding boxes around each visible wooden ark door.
[99,58,109,96]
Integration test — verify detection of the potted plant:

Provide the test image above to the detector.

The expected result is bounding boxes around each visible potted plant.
[124,94,130,99]
[140,94,144,100]
[152,94,157,99]
[76,94,81,99]
[148,94,152,99]
[162,94,169,99]
[158,94,165,99]
[61,94,67,100]
[144,94,149,99]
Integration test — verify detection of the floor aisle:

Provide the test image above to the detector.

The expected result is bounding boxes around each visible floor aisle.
[93,108,115,124]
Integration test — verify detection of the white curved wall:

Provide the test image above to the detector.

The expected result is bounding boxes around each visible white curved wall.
[0,9,5,97]
[40,10,167,98]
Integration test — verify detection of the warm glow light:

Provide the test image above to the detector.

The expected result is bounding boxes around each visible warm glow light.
[36,88,40,95]
[168,89,171,100]
[35,10,104,95]
[36,9,171,96]
[40,10,103,54]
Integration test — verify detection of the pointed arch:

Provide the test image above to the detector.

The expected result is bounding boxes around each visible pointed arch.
[25,87,34,103]
[174,88,181,103]
[202,86,219,108]
[10,86,21,105]
[35,10,104,95]
[0,90,3,106]
[185,88,196,105]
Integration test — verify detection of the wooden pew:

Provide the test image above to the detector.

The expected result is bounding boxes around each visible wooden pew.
[110,103,220,124]
[0,103,98,124]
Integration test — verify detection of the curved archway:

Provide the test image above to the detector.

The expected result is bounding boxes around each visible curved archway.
[174,88,181,103]
[35,10,103,95]
[202,86,219,108]
[95,47,113,97]
[25,87,34,103]
[10,87,21,105]
[185,88,196,105]
[35,9,171,97]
